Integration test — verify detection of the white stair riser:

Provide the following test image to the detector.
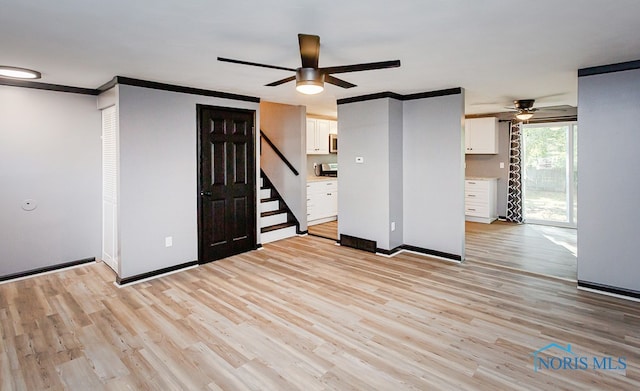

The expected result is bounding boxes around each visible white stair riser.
[260,188,271,199]
[261,200,280,213]
[261,213,288,228]
[261,226,297,244]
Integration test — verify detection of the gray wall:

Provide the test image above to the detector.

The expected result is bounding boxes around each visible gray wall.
[577,67,640,292]
[259,101,307,231]
[338,90,465,257]
[117,84,260,278]
[0,85,101,276]
[403,92,466,258]
[338,99,392,250]
[388,99,404,250]
[464,121,510,216]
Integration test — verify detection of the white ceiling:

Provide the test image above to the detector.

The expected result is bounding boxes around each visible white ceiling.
[2,0,640,117]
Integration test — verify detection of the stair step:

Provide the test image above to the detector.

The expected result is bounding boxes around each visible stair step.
[259,173,298,244]
[261,200,280,213]
[261,221,296,233]
[261,208,287,217]
[261,212,288,228]
[260,188,271,199]
[261,224,297,244]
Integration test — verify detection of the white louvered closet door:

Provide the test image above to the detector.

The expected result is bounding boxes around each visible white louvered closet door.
[102,105,119,273]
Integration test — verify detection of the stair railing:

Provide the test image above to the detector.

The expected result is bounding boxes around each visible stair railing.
[260,130,299,176]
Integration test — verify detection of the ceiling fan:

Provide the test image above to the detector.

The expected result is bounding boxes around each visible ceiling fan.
[506,99,570,121]
[217,34,401,95]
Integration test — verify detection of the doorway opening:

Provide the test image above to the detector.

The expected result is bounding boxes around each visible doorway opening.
[464,119,578,281]
[522,122,578,227]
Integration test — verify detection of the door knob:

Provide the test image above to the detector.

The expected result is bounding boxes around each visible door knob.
[200,191,212,196]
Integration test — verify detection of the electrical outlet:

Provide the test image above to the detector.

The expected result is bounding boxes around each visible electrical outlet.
[165,236,173,247]
[500,162,505,169]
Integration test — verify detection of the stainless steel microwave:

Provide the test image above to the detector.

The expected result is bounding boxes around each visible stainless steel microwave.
[329,134,338,153]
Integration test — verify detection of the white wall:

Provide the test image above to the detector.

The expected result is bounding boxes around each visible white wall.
[577,67,640,292]
[0,85,101,276]
[259,101,307,231]
[117,84,259,278]
[338,99,391,249]
[403,93,466,258]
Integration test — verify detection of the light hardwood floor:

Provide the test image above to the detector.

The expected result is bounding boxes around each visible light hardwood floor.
[1,235,638,390]
[309,220,577,280]
[465,221,577,280]
[307,220,339,241]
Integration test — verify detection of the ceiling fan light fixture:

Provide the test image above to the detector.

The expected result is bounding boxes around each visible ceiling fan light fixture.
[296,82,324,95]
[516,111,534,121]
[218,34,400,94]
[296,67,324,95]
[0,65,41,79]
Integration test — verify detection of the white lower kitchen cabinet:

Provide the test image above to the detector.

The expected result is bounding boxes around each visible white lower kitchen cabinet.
[307,179,338,225]
[465,178,498,223]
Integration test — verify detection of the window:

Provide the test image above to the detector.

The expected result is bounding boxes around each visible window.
[522,122,577,227]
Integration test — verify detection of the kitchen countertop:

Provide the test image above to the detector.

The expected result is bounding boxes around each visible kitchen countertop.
[307,176,338,182]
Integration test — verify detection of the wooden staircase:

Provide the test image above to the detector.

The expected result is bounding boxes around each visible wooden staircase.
[260,172,299,244]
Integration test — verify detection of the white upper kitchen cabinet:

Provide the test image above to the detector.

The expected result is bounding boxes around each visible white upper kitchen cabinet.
[465,117,498,154]
[306,118,330,154]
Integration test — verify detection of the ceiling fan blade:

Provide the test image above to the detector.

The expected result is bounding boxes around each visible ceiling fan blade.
[320,60,401,74]
[536,105,573,112]
[534,92,569,101]
[265,75,296,87]
[217,57,296,72]
[298,34,320,68]
[324,75,356,89]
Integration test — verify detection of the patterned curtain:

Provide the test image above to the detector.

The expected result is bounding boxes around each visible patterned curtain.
[506,121,524,223]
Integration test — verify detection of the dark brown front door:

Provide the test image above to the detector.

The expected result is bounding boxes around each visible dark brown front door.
[197,105,256,263]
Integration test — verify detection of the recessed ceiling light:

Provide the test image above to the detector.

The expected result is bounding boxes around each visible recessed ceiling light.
[0,66,41,79]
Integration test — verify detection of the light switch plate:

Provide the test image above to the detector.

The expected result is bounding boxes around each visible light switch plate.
[165,236,173,247]
[500,162,505,169]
